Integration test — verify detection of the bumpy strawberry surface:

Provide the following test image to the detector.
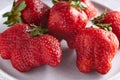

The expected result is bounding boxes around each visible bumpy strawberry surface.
[81,0,98,19]
[52,0,98,19]
[75,28,119,74]
[102,11,120,43]
[0,24,62,72]
[48,1,88,48]
[22,0,50,27]
[4,0,50,28]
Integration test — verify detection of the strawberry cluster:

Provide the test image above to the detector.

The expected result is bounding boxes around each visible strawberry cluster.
[1,0,62,72]
[0,0,119,75]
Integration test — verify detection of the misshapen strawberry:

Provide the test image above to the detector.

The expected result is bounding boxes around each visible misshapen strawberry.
[75,27,119,74]
[0,24,62,72]
[48,1,88,48]
[3,0,50,28]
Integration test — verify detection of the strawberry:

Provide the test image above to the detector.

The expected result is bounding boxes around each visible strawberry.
[75,27,119,74]
[0,24,62,72]
[93,11,120,43]
[81,0,98,19]
[3,0,50,28]
[52,0,98,19]
[48,1,88,48]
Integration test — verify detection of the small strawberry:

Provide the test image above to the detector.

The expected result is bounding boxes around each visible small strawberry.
[92,11,120,44]
[48,0,88,48]
[81,0,98,19]
[0,24,62,72]
[3,0,50,28]
[75,26,119,74]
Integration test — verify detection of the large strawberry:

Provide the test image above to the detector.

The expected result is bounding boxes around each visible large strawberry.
[3,0,50,28]
[93,11,120,43]
[48,1,88,48]
[75,27,119,74]
[0,24,62,72]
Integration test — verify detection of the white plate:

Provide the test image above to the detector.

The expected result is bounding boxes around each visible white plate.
[0,0,120,80]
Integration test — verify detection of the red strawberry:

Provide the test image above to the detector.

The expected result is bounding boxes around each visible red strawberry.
[75,27,119,74]
[93,11,120,44]
[48,1,88,48]
[3,0,50,28]
[81,0,98,19]
[0,24,29,59]
[0,24,62,72]
[103,11,120,43]
[52,0,98,19]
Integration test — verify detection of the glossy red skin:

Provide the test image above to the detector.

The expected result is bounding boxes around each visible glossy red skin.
[16,0,50,28]
[48,1,88,48]
[75,28,119,74]
[0,24,29,59]
[0,24,62,72]
[81,0,98,19]
[103,11,120,43]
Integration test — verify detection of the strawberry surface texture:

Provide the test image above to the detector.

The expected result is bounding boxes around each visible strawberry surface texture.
[103,11,120,43]
[81,0,98,19]
[75,28,119,74]
[3,0,50,28]
[0,24,62,72]
[48,1,88,49]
